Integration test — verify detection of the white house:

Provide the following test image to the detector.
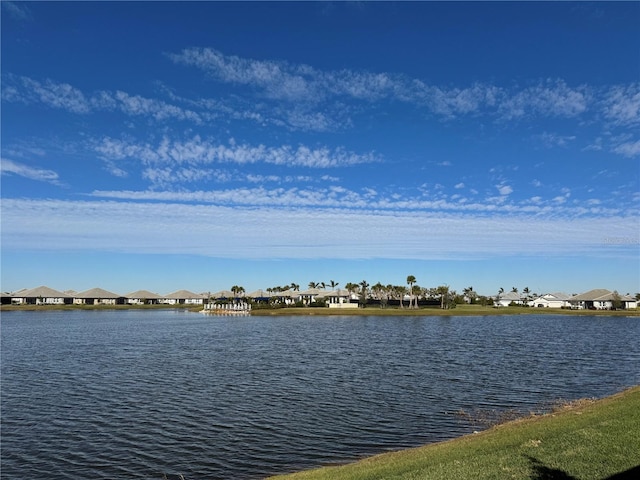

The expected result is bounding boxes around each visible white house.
[271,290,298,305]
[529,292,572,308]
[569,289,638,310]
[316,289,356,308]
[495,291,523,307]
[298,288,322,305]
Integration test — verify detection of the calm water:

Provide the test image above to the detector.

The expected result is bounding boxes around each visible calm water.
[1,310,639,479]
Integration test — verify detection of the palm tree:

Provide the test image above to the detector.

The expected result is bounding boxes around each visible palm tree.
[411,285,422,308]
[231,285,245,300]
[497,287,504,306]
[463,286,476,304]
[290,283,300,291]
[395,285,407,308]
[437,285,450,309]
[371,282,384,307]
[359,280,369,308]
[406,275,417,308]
[523,286,530,305]
[308,281,319,289]
[345,282,358,302]
[329,280,339,291]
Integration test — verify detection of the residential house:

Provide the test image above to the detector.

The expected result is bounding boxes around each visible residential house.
[495,291,523,307]
[246,290,270,302]
[74,287,125,305]
[272,290,298,305]
[298,288,322,305]
[211,290,234,300]
[125,290,161,305]
[160,290,205,305]
[5,288,27,304]
[529,292,572,308]
[569,289,638,310]
[316,289,355,308]
[1,292,14,305]
[12,286,72,305]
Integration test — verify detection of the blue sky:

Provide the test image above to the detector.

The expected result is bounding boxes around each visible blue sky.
[2,1,639,297]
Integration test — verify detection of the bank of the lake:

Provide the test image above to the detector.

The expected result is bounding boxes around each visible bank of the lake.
[269,386,640,480]
[2,303,638,317]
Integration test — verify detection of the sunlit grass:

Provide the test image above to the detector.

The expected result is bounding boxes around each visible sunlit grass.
[269,386,640,480]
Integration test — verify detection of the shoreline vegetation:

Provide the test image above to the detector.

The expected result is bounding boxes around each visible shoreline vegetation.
[2,303,638,316]
[268,386,640,480]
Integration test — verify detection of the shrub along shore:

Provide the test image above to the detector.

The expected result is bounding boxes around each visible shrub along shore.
[2,303,638,316]
[268,386,640,480]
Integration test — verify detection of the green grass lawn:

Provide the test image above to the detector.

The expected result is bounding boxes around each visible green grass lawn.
[269,386,640,480]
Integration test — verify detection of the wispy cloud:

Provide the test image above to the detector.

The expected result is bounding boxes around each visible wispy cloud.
[2,198,636,260]
[602,83,640,126]
[86,184,633,218]
[168,48,602,123]
[537,131,577,148]
[2,75,202,123]
[4,58,638,145]
[0,158,61,185]
[417,83,501,119]
[612,139,640,158]
[498,80,589,119]
[167,47,402,103]
[9,77,92,113]
[101,91,203,123]
[94,135,379,173]
[2,1,32,21]
[4,53,638,163]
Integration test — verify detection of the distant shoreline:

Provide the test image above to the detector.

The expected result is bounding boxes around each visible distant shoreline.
[2,304,638,317]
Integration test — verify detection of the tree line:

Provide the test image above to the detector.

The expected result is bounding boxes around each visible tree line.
[232,276,512,309]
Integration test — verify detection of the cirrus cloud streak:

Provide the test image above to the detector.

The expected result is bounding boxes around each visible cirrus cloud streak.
[2,198,637,260]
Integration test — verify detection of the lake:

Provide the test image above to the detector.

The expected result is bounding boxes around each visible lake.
[1,310,638,479]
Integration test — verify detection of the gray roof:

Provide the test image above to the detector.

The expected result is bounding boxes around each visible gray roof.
[16,286,70,298]
[163,290,204,299]
[549,292,572,300]
[247,289,269,298]
[570,289,613,301]
[76,287,122,298]
[570,289,635,302]
[273,290,298,298]
[316,289,350,298]
[125,290,161,299]
[211,290,234,298]
[534,292,571,301]
[299,288,322,296]
[498,291,521,301]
